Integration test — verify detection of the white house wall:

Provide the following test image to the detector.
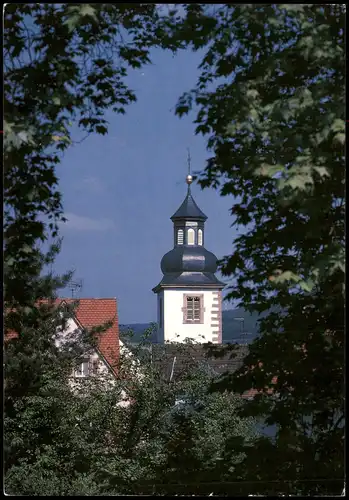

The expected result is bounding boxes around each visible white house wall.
[162,288,222,344]
[54,316,80,348]
[54,315,132,406]
[54,311,162,408]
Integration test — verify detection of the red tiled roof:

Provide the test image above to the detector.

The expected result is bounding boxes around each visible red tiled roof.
[5,331,18,341]
[5,298,119,373]
[62,298,119,372]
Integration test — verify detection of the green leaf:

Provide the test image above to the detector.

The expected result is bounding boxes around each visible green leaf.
[282,173,313,190]
[249,109,258,121]
[298,279,315,292]
[95,125,108,135]
[272,271,302,284]
[246,89,259,99]
[257,164,285,178]
[63,5,98,32]
[78,4,98,20]
[313,166,330,178]
[331,119,344,133]
[63,14,80,33]
[333,133,345,145]
[22,245,33,254]
[52,135,71,143]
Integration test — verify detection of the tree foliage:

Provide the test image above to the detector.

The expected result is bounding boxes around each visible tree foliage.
[4,290,116,495]
[5,328,256,495]
[172,4,345,495]
[4,5,176,494]
[4,3,177,307]
[4,3,345,496]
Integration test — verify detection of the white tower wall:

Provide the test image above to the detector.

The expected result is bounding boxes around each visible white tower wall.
[156,290,165,343]
[157,288,222,344]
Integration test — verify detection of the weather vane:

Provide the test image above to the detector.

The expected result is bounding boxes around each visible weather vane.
[186,148,193,186]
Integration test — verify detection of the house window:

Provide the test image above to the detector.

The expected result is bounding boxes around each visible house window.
[175,394,188,407]
[91,359,99,375]
[159,297,163,328]
[177,229,184,245]
[198,229,203,246]
[183,295,204,324]
[74,359,89,377]
[187,228,195,245]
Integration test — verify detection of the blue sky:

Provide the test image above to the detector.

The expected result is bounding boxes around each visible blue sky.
[54,46,239,323]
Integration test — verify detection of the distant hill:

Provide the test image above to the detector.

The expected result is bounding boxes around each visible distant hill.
[119,323,158,344]
[119,308,264,344]
[222,308,262,343]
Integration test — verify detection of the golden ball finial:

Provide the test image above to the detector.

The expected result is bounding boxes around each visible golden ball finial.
[186,174,193,185]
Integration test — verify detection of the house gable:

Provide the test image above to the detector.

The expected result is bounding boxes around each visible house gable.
[5,298,120,378]
[57,298,119,377]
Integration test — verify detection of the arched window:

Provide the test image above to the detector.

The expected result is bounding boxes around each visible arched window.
[187,228,195,245]
[177,229,184,245]
[198,229,203,246]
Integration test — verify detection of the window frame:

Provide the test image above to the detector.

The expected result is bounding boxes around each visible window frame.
[91,359,99,375]
[198,228,203,246]
[73,359,90,378]
[182,294,205,324]
[187,228,195,245]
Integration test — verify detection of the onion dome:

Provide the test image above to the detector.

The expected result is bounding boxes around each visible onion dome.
[161,246,218,274]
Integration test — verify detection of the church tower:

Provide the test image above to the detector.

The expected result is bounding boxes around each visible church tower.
[152,170,225,344]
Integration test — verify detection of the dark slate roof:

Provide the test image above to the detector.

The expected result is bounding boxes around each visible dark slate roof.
[171,187,207,221]
[161,246,219,274]
[128,343,249,382]
[152,271,226,292]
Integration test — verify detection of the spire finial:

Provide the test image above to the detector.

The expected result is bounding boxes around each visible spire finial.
[186,148,193,188]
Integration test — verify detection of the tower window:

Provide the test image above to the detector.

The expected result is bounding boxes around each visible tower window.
[182,294,204,324]
[198,229,203,246]
[187,228,195,245]
[177,229,184,245]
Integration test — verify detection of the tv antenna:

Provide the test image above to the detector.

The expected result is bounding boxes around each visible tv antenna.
[233,316,251,346]
[67,279,83,298]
